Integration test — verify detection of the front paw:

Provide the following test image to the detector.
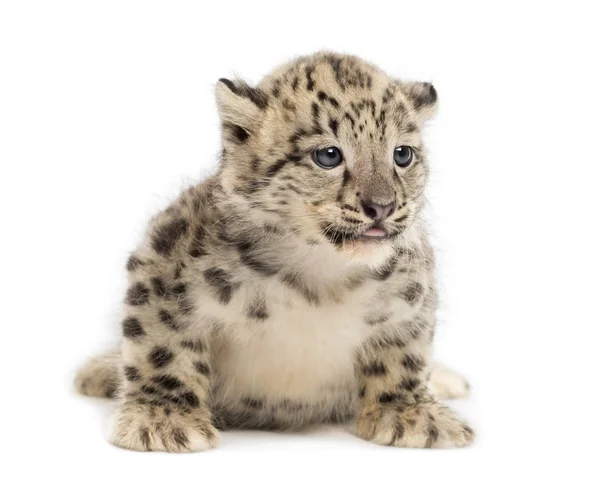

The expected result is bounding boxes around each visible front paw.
[110,400,219,452]
[356,401,474,448]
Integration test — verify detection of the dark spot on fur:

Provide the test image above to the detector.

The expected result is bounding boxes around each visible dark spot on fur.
[180,339,204,353]
[152,374,184,390]
[400,377,420,392]
[402,354,424,373]
[280,399,304,412]
[372,255,399,281]
[170,282,187,296]
[425,424,439,448]
[342,168,351,187]
[400,281,424,306]
[285,182,305,196]
[271,80,281,98]
[229,123,249,142]
[403,316,429,341]
[289,128,307,145]
[317,90,340,109]
[141,385,159,395]
[177,293,195,316]
[397,246,417,259]
[159,309,180,331]
[265,159,288,177]
[189,225,206,258]
[152,218,189,256]
[203,267,239,304]
[122,317,145,339]
[247,296,268,320]
[140,428,151,450]
[377,392,402,404]
[393,213,409,224]
[281,272,319,305]
[328,117,339,136]
[286,153,303,163]
[242,397,264,409]
[124,366,141,381]
[311,102,320,121]
[179,390,200,408]
[343,112,356,129]
[305,66,315,91]
[362,361,388,376]
[393,421,405,441]
[236,239,278,276]
[251,155,261,171]
[148,346,173,368]
[151,277,167,297]
[126,255,144,272]
[105,384,118,398]
[405,122,417,133]
[194,361,210,376]
[365,312,391,325]
[171,428,189,449]
[282,98,296,112]
[126,282,150,306]
[365,334,406,351]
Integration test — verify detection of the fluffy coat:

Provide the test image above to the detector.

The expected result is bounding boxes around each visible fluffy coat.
[75,52,473,452]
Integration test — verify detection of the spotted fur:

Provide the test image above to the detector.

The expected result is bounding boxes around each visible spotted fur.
[75,52,473,452]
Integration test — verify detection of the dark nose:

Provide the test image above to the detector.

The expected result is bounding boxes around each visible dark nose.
[361,201,396,221]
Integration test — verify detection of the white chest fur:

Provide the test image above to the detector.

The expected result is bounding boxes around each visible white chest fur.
[192,275,384,410]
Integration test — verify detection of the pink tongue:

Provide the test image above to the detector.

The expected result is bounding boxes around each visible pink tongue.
[363,227,387,237]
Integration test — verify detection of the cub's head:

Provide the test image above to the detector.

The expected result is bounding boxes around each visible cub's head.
[215,52,437,265]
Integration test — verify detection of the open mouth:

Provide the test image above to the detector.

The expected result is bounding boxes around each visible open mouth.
[360,227,391,240]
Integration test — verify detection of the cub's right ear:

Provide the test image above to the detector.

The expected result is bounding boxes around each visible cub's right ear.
[401,81,438,123]
[215,78,269,133]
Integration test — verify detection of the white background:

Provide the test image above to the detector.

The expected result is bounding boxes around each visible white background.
[1,1,599,477]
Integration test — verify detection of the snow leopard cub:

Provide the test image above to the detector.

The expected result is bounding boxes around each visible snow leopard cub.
[75,52,473,452]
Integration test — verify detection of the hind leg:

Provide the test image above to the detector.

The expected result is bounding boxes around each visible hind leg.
[75,348,121,398]
[429,362,471,400]
[356,322,474,448]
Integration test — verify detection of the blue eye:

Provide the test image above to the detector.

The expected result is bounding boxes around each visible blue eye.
[313,147,343,168]
[394,146,413,167]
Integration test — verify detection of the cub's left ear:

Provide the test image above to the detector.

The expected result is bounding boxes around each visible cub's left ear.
[215,78,269,136]
[402,81,438,122]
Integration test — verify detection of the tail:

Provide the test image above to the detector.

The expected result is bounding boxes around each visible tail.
[429,362,471,400]
[74,348,121,398]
